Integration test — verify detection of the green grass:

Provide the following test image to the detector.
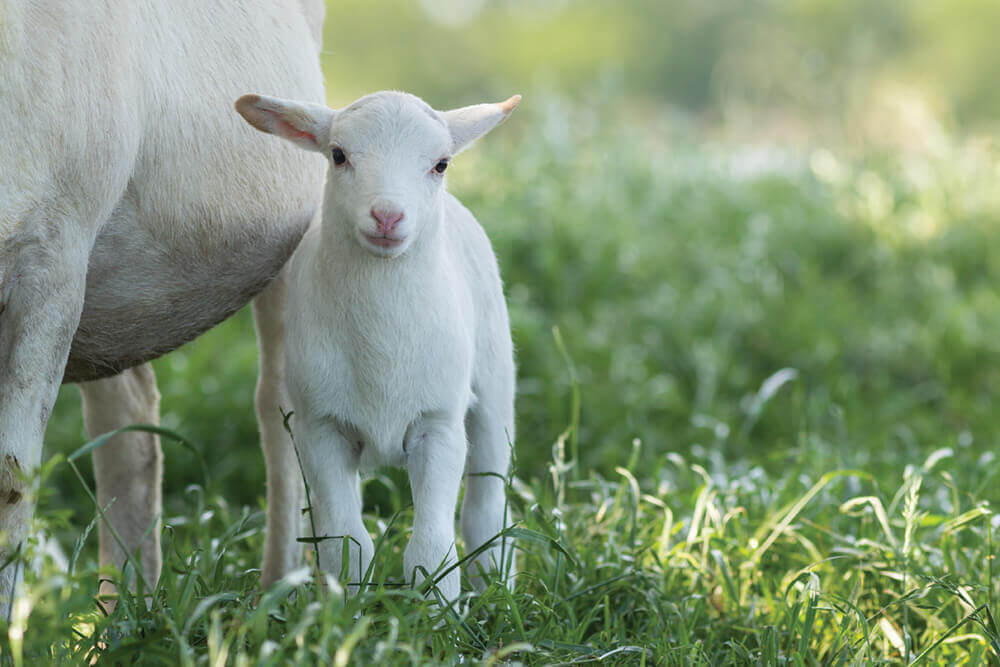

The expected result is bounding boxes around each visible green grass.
[14,94,1000,663]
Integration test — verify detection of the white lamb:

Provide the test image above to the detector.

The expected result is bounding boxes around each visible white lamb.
[235,90,520,599]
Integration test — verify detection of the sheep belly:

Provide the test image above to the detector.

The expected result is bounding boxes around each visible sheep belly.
[64,203,315,383]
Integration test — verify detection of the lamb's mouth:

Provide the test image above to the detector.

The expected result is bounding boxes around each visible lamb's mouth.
[363,234,404,248]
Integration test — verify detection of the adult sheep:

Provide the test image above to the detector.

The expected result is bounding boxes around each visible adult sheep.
[0,0,325,608]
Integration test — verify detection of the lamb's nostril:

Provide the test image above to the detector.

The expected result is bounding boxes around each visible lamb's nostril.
[370,207,404,234]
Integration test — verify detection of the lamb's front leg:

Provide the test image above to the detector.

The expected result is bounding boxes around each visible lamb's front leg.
[294,418,374,593]
[404,417,467,601]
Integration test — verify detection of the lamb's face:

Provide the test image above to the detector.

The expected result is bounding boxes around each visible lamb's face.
[325,93,453,258]
[235,90,519,259]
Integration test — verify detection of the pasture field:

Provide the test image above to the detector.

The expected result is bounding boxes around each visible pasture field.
[13,95,1000,664]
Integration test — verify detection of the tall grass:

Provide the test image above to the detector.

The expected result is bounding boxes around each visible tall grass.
[22,93,1000,662]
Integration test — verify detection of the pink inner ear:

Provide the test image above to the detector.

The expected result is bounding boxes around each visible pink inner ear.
[275,116,316,143]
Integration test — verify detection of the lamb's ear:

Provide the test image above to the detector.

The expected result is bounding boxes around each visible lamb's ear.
[235,94,334,153]
[440,95,521,155]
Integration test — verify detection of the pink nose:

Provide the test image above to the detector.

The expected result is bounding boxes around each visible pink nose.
[371,207,404,235]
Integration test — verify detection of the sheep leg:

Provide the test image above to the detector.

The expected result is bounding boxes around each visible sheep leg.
[0,217,93,615]
[79,363,163,606]
[461,399,515,591]
[252,269,304,587]
[294,419,373,593]
[404,417,466,601]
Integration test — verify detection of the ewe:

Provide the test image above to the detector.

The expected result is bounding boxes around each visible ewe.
[236,91,519,599]
[1,0,325,611]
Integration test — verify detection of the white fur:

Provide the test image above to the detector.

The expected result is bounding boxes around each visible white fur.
[0,0,325,610]
[236,91,519,599]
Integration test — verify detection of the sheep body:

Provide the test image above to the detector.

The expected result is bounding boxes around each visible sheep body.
[1,0,325,611]
[287,194,502,467]
[237,91,518,599]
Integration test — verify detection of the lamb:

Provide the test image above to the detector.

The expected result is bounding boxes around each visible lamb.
[1,0,326,611]
[235,90,519,599]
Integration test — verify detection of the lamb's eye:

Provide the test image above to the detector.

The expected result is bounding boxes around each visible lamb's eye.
[332,147,347,166]
[434,159,449,174]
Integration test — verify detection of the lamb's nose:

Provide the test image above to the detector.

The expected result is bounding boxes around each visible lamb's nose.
[371,207,404,234]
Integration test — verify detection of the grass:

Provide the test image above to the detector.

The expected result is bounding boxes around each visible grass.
[12,92,1000,663]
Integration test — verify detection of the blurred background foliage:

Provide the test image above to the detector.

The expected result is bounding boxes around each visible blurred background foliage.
[321,0,1000,139]
[44,0,1000,528]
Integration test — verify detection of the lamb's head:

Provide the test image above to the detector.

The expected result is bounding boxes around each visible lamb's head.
[236,91,520,258]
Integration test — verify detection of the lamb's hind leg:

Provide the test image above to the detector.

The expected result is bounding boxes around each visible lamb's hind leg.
[252,269,304,587]
[79,363,163,604]
[461,391,515,591]
[0,215,93,614]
